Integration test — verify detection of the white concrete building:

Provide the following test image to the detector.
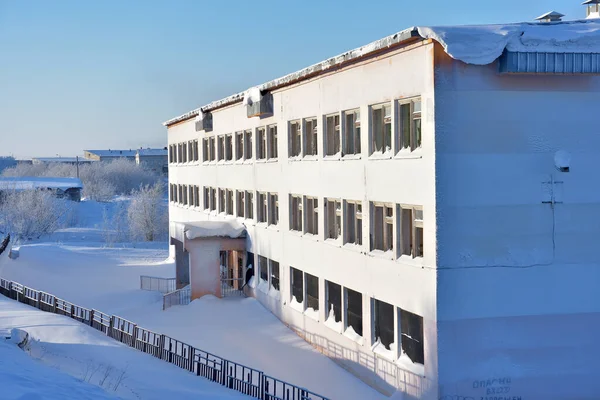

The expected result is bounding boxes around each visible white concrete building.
[164,15,600,400]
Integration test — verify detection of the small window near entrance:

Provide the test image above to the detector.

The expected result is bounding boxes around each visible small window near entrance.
[400,309,424,365]
[373,299,395,351]
[270,260,280,291]
[345,288,363,337]
[290,267,304,306]
[305,273,319,312]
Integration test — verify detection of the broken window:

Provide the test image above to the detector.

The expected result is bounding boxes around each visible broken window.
[303,118,318,157]
[245,191,254,220]
[371,203,394,252]
[235,131,244,161]
[305,273,319,312]
[267,124,278,160]
[343,109,361,156]
[259,256,269,282]
[345,288,363,337]
[397,98,422,152]
[325,199,341,240]
[225,134,233,161]
[210,187,216,211]
[209,136,216,161]
[218,189,225,213]
[290,267,304,306]
[345,201,362,246]
[257,127,267,160]
[270,260,280,291]
[217,136,225,161]
[226,189,234,215]
[257,192,267,223]
[244,130,253,160]
[289,120,302,157]
[370,103,392,155]
[304,197,318,235]
[268,193,278,226]
[289,195,303,232]
[373,299,395,350]
[400,206,424,258]
[236,191,245,218]
[400,309,424,365]
[325,114,341,156]
[326,281,342,323]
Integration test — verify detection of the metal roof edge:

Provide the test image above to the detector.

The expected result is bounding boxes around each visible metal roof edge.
[163,27,421,127]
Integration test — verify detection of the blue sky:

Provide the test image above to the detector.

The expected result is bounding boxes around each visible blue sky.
[0,0,584,158]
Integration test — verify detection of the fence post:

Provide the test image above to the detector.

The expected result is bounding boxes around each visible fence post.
[160,334,166,360]
[36,291,40,309]
[52,297,57,314]
[70,304,75,319]
[108,316,114,338]
[89,310,94,327]
[132,325,138,348]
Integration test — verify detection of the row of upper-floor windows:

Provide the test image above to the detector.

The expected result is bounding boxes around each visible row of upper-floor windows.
[169,184,424,260]
[168,96,421,165]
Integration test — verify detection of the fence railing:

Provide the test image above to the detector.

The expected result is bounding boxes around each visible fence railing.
[162,285,190,311]
[221,278,246,298]
[140,275,176,294]
[0,278,329,400]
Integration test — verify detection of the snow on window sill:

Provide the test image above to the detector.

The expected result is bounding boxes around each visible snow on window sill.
[288,155,302,162]
[343,326,365,345]
[302,155,319,161]
[289,296,305,313]
[324,314,343,334]
[372,340,397,362]
[394,148,423,160]
[268,286,281,300]
[343,242,363,253]
[341,154,361,161]
[257,278,270,294]
[256,158,268,163]
[256,221,268,229]
[234,159,245,165]
[369,150,393,160]
[324,238,342,248]
[248,276,257,289]
[369,249,395,260]
[396,254,424,267]
[265,158,278,163]
[267,224,279,232]
[323,154,341,161]
[304,307,319,321]
[396,352,425,377]
[303,232,320,242]
[243,159,254,165]
[288,229,303,237]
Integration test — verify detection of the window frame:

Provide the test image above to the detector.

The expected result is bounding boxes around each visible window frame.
[290,267,304,307]
[243,129,253,160]
[268,193,279,226]
[302,117,318,157]
[304,196,319,236]
[396,97,422,153]
[203,187,210,210]
[398,205,424,259]
[324,113,341,157]
[325,198,342,241]
[257,191,268,223]
[245,190,254,220]
[342,109,361,157]
[370,202,394,253]
[236,190,245,218]
[269,260,280,291]
[218,188,225,214]
[344,200,363,246]
[235,131,244,161]
[256,127,267,160]
[267,124,278,160]
[226,189,234,215]
[289,194,303,232]
[369,102,392,156]
[344,287,363,338]
[289,120,302,158]
[224,133,233,162]
[209,136,216,162]
[305,273,319,313]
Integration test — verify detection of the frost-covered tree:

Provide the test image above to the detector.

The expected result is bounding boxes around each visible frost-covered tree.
[0,189,72,240]
[127,183,168,242]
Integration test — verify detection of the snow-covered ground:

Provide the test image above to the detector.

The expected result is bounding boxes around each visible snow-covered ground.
[0,199,386,400]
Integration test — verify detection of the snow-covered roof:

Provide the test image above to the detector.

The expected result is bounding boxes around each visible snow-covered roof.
[164,19,600,127]
[32,157,95,163]
[137,149,168,157]
[171,220,246,242]
[535,11,565,21]
[85,150,137,157]
[0,177,83,191]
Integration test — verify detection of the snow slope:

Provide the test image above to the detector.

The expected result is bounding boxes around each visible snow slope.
[0,296,248,399]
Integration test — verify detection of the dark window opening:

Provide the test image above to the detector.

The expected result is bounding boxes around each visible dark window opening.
[326,281,342,323]
[305,273,319,311]
[270,261,280,291]
[345,288,363,337]
[374,299,395,350]
[401,309,424,365]
[291,267,304,305]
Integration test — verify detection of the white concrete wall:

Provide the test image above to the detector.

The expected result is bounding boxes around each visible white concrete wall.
[168,42,438,398]
[434,45,600,399]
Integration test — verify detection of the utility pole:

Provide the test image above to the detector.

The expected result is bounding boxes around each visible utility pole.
[76,156,80,179]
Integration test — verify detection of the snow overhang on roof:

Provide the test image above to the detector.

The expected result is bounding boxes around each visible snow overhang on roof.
[170,220,247,243]
[164,20,600,126]
[0,177,84,191]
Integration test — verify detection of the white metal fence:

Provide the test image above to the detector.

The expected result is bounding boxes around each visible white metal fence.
[140,275,176,294]
[163,285,191,310]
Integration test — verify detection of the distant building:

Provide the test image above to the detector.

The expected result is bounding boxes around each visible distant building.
[0,177,83,202]
[0,157,17,173]
[31,157,95,166]
[84,148,168,173]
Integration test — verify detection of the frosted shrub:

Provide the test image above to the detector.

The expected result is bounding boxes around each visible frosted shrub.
[0,190,72,240]
[127,183,168,242]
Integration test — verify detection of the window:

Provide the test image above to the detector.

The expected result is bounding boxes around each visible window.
[342,109,361,156]
[182,142,188,163]
[210,187,217,211]
[194,186,200,207]
[303,118,318,157]
[217,136,225,161]
[289,195,303,232]
[202,138,209,162]
[257,127,267,160]
[236,191,245,218]
[305,273,319,312]
[169,184,174,202]
[245,191,254,219]
[326,281,342,323]
[188,185,193,206]
[235,132,244,161]
[324,114,340,156]
[218,189,225,213]
[373,299,395,351]
[257,192,267,223]
[400,206,424,258]
[188,141,193,162]
[193,140,199,161]
[203,187,210,210]
[244,130,253,160]
[209,137,216,161]
[270,260,280,291]
[177,144,182,163]
[169,145,173,164]
[178,185,183,204]
[345,201,362,246]
[400,309,424,365]
[182,185,188,205]
[268,193,279,226]
[289,120,302,157]
[290,267,304,305]
[259,256,269,282]
[370,103,392,155]
[325,199,341,240]
[345,288,363,337]
[225,134,233,161]
[371,203,394,252]
[267,124,278,160]
[397,98,422,152]
[226,189,234,215]
[305,197,318,235]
